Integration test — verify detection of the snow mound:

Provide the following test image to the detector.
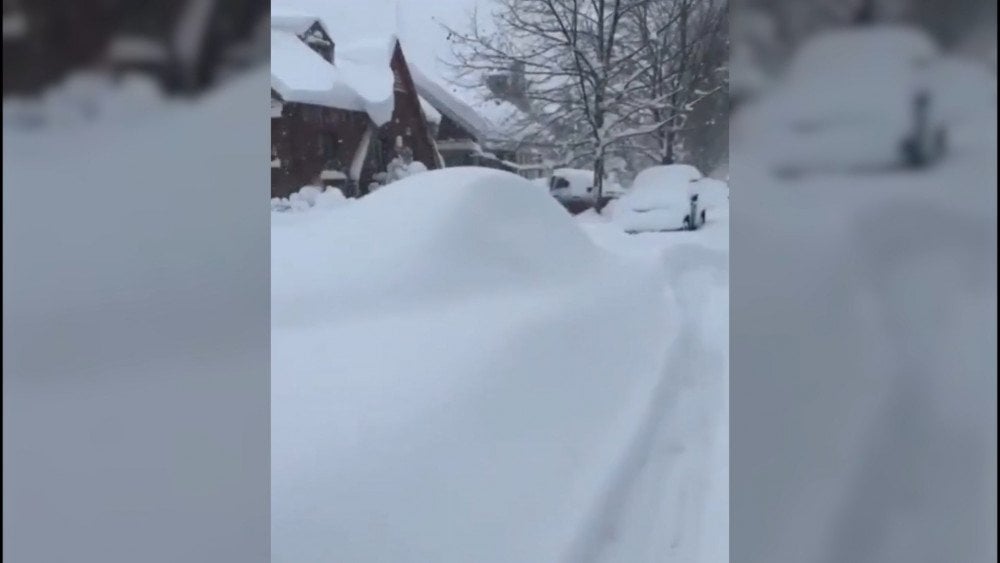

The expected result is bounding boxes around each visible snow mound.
[272,167,609,326]
[272,167,673,563]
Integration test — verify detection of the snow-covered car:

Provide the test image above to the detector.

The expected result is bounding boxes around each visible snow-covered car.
[750,27,950,176]
[547,168,626,213]
[613,165,712,233]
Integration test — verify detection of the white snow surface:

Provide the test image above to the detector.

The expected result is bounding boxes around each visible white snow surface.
[578,185,730,563]
[271,167,702,562]
[419,96,442,124]
[742,27,993,176]
[270,9,329,36]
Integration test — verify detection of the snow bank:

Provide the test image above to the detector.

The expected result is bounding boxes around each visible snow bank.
[272,167,672,562]
[272,168,622,323]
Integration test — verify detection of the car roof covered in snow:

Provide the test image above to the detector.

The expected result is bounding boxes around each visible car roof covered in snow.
[618,165,703,211]
[632,165,703,189]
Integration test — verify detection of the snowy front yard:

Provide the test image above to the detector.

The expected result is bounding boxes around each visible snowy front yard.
[271,167,729,562]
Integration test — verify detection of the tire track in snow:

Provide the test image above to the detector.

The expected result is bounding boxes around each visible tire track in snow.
[570,242,729,563]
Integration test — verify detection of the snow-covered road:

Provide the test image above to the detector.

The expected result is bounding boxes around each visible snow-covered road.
[579,210,729,563]
[271,169,729,562]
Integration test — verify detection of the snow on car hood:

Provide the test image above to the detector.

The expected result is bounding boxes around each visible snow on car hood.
[610,165,706,232]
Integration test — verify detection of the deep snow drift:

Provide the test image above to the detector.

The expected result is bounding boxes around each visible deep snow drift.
[271,168,676,562]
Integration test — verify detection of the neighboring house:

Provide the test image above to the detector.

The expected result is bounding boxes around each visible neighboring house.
[410,65,545,179]
[270,12,440,199]
[2,0,266,97]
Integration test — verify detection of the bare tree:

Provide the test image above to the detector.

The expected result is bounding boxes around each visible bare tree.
[448,0,678,200]
[448,0,729,190]
[621,0,727,166]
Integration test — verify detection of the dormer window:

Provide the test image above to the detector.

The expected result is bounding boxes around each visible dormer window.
[300,22,333,62]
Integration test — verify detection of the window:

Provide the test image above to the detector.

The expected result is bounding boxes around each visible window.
[370,135,387,171]
[550,177,570,191]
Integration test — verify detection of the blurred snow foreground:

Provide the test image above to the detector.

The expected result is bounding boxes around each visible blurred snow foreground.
[742,25,996,176]
[272,167,728,562]
[733,26,997,563]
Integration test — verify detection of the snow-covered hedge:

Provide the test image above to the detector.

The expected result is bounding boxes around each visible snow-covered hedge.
[271,185,349,213]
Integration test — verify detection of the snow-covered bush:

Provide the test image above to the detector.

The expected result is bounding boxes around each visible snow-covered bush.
[370,157,430,192]
[271,186,349,213]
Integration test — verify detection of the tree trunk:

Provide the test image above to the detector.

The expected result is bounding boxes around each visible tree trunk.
[662,0,689,166]
[662,122,676,165]
[593,154,606,212]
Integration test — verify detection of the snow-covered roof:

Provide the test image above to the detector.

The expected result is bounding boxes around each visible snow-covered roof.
[473,97,536,144]
[271,9,330,37]
[269,10,395,125]
[419,96,441,124]
[273,0,531,146]
[409,63,492,141]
